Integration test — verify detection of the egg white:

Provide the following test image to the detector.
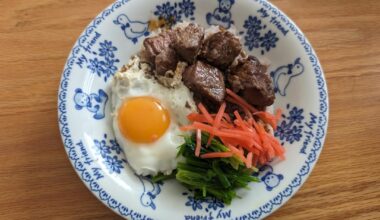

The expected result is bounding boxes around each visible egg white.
[111,56,196,176]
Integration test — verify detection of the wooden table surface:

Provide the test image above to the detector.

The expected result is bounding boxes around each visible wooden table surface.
[1,0,379,219]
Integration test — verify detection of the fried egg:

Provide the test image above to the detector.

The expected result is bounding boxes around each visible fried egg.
[111,56,196,176]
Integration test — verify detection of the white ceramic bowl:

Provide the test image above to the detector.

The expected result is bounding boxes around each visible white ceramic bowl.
[58,0,328,219]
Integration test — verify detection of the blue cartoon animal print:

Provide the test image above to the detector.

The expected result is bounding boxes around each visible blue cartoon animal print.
[114,14,150,44]
[74,89,108,120]
[136,175,161,210]
[258,165,283,191]
[270,58,304,96]
[206,0,235,29]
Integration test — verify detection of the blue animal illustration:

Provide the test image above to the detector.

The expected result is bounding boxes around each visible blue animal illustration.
[113,14,150,44]
[136,175,161,210]
[73,88,108,120]
[270,58,304,96]
[206,0,235,29]
[257,165,283,191]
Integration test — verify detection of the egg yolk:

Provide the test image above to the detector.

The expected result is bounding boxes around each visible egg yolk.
[118,96,170,143]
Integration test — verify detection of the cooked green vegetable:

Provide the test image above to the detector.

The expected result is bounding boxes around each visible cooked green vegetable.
[153,133,259,204]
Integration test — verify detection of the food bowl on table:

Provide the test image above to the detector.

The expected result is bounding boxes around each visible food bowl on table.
[58,0,328,219]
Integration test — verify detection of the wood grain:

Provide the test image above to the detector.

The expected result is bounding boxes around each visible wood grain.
[0,0,379,219]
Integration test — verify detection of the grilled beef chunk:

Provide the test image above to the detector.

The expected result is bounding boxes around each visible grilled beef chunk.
[139,23,275,110]
[140,31,174,65]
[155,48,178,75]
[228,56,275,107]
[201,31,242,69]
[183,60,226,104]
[173,23,205,63]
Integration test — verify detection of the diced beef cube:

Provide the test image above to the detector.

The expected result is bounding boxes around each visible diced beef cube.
[155,48,178,75]
[183,60,226,104]
[140,31,174,65]
[173,23,205,63]
[228,56,275,107]
[201,31,242,69]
